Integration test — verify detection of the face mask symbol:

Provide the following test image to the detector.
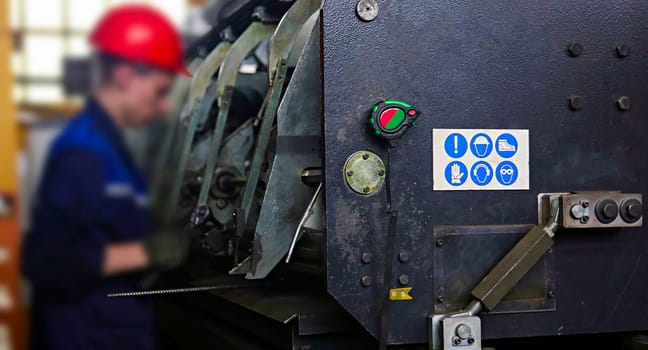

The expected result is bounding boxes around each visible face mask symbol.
[472,135,490,157]
[500,165,515,184]
[473,164,491,184]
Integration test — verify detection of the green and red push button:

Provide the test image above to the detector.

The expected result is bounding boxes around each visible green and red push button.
[369,99,419,141]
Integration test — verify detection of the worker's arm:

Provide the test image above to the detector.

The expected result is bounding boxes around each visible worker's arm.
[22,150,148,295]
[103,242,149,276]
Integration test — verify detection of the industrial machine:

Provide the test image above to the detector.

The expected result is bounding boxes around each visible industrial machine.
[131,0,648,348]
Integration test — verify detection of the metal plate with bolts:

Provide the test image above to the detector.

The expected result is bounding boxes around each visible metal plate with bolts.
[343,150,386,195]
[432,225,555,315]
[442,316,481,350]
[560,192,643,229]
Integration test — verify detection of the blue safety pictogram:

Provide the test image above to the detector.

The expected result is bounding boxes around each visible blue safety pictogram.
[495,133,518,158]
[444,133,468,158]
[444,161,467,186]
[470,161,493,186]
[496,161,518,186]
[470,133,493,158]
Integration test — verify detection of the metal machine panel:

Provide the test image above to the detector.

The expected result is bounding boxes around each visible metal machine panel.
[322,0,648,344]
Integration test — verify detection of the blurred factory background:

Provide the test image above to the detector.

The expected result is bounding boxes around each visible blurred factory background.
[1,2,204,349]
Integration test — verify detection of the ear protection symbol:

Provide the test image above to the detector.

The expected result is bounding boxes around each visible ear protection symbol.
[472,163,491,184]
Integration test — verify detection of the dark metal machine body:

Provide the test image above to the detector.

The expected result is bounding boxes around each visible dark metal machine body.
[152,0,648,348]
[322,0,648,345]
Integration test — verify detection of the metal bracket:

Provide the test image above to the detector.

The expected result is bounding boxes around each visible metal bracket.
[239,59,290,224]
[268,0,322,84]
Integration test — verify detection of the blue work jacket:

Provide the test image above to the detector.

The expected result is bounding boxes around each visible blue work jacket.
[22,98,156,350]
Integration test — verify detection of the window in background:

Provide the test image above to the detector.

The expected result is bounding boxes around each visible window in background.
[11,0,187,107]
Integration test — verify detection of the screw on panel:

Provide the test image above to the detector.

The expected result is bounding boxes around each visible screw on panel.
[346,170,354,177]
[616,44,631,58]
[548,290,555,298]
[398,251,409,263]
[362,187,370,193]
[361,253,372,264]
[567,43,583,57]
[361,276,372,287]
[453,337,462,346]
[398,274,409,286]
[436,238,444,247]
[437,295,445,303]
[617,96,630,111]
[362,153,370,160]
[568,95,584,111]
[378,169,385,176]
[215,199,227,209]
[356,0,379,22]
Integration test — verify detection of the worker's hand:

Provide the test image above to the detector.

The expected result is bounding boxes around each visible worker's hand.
[144,230,191,271]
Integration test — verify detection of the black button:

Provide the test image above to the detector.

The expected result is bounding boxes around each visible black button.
[595,199,618,224]
[620,199,643,223]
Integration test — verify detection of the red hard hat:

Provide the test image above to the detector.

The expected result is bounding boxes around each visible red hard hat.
[90,4,190,76]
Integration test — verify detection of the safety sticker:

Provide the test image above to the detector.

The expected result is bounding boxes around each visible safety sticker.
[433,129,529,191]
[389,287,413,301]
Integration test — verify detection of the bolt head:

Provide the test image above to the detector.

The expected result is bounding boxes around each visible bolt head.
[362,153,370,160]
[378,169,385,176]
[569,95,584,111]
[548,290,555,298]
[356,0,379,22]
[628,203,643,219]
[361,253,372,264]
[398,274,409,286]
[436,238,444,247]
[617,96,631,111]
[346,170,354,177]
[398,251,409,262]
[361,276,372,287]
[616,44,631,58]
[453,337,462,346]
[437,295,445,303]
[567,42,584,57]
[362,187,370,193]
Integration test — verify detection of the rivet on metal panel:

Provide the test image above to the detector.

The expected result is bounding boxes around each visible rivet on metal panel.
[356,0,379,22]
[616,44,631,58]
[436,238,444,247]
[361,276,372,287]
[548,290,555,298]
[398,251,409,262]
[567,42,583,57]
[568,95,584,111]
[361,253,372,264]
[437,295,445,303]
[617,96,631,111]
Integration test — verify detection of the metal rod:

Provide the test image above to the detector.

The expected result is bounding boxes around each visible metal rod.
[107,284,248,298]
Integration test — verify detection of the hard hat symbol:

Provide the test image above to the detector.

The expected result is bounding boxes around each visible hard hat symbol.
[470,133,493,158]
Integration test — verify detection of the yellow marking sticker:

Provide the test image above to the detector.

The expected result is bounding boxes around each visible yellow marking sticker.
[389,287,413,301]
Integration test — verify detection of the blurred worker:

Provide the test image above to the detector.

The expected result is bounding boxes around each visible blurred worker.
[22,5,190,350]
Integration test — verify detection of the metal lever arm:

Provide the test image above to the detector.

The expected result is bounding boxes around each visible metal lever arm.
[471,200,561,311]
